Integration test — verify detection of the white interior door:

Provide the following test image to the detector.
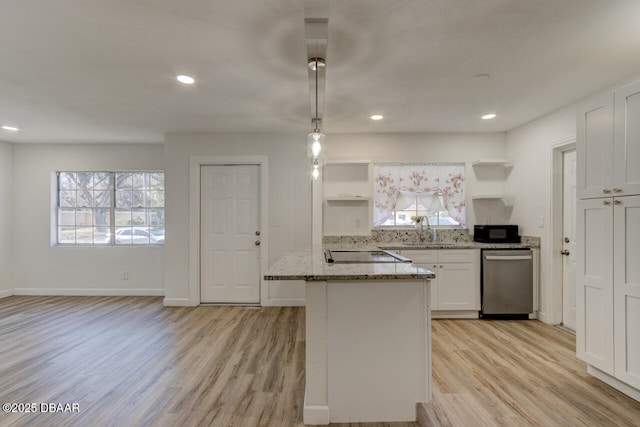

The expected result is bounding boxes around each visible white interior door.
[562,150,577,331]
[200,165,260,304]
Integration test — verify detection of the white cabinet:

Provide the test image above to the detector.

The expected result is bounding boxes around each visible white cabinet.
[576,198,614,374]
[403,249,480,318]
[614,82,640,196]
[577,80,640,199]
[613,195,640,389]
[577,79,640,401]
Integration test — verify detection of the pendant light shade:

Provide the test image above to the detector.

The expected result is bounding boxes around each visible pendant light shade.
[307,128,324,158]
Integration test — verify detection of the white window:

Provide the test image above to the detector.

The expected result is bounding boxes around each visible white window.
[380,196,460,227]
[373,163,466,228]
[56,171,164,245]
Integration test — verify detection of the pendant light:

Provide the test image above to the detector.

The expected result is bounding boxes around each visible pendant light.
[308,57,325,179]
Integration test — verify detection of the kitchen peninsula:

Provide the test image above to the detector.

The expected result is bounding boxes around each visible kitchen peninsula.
[264,247,435,425]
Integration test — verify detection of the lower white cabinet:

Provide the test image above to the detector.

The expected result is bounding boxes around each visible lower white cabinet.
[403,249,480,318]
[577,195,640,397]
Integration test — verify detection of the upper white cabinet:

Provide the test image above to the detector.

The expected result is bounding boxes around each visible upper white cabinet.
[614,82,640,196]
[578,80,640,199]
[577,93,615,199]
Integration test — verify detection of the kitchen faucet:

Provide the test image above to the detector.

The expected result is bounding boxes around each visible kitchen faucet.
[418,215,430,242]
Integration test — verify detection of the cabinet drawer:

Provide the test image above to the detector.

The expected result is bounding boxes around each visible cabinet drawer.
[402,250,437,264]
[438,249,477,263]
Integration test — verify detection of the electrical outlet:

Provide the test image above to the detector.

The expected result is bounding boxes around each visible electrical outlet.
[355,219,361,228]
[121,272,129,280]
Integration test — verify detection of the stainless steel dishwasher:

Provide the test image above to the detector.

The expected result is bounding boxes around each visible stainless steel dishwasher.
[481,249,533,319]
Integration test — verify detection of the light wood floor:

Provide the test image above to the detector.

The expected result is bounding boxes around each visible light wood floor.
[0,296,638,427]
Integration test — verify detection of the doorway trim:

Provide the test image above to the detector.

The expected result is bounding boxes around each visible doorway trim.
[549,137,576,325]
[189,156,269,306]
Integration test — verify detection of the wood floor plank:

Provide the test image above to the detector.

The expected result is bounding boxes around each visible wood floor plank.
[1,296,639,426]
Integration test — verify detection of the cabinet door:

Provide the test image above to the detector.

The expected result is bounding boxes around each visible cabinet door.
[403,250,438,309]
[436,262,479,311]
[576,198,614,374]
[614,195,640,388]
[577,93,614,199]
[614,81,640,196]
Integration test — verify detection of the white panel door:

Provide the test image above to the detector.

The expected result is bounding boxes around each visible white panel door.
[576,198,614,374]
[437,263,479,311]
[200,165,260,303]
[614,195,640,388]
[562,150,577,331]
[577,93,614,199]
[614,81,640,196]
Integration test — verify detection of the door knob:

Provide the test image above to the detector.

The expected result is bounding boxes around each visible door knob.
[255,231,261,236]
[255,240,261,246]
[561,249,570,256]
[564,237,570,243]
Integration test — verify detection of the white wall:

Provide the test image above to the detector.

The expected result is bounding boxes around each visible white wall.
[505,74,640,324]
[163,133,311,306]
[11,143,165,296]
[323,133,509,232]
[0,141,12,297]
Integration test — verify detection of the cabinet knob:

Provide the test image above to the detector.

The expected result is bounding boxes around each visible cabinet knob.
[255,240,261,246]
[603,200,611,205]
[613,188,622,193]
[614,199,622,205]
[561,249,570,256]
[603,189,612,194]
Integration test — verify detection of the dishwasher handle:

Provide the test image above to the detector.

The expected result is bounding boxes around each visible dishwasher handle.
[485,255,532,261]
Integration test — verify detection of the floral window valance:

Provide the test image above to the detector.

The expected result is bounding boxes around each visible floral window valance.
[373,163,466,227]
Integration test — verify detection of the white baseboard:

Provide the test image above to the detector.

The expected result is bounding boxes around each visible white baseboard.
[432,310,478,319]
[588,365,640,402]
[12,288,164,297]
[303,395,330,425]
[0,289,13,299]
[163,297,195,306]
[262,298,306,307]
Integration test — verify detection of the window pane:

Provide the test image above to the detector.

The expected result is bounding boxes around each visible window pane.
[93,227,109,245]
[149,209,165,228]
[93,172,110,190]
[59,191,76,207]
[76,226,93,244]
[149,172,164,190]
[115,209,132,225]
[132,172,146,189]
[116,191,132,208]
[131,209,147,226]
[76,210,93,227]
[148,191,164,208]
[58,227,76,244]
[131,191,145,208]
[77,190,93,207]
[115,227,133,244]
[94,208,110,227]
[116,173,132,189]
[94,191,111,207]
[59,172,76,190]
[58,208,76,226]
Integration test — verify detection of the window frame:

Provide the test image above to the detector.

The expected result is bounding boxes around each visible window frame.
[55,170,165,246]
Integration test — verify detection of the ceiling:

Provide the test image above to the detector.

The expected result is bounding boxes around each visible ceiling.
[2,0,640,144]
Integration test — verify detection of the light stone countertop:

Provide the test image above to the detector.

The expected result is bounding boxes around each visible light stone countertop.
[263,247,435,282]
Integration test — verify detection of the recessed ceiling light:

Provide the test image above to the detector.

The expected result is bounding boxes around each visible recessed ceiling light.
[370,114,384,121]
[2,125,19,132]
[481,113,497,120]
[176,75,195,85]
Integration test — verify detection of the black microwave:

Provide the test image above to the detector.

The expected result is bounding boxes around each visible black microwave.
[473,225,520,243]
